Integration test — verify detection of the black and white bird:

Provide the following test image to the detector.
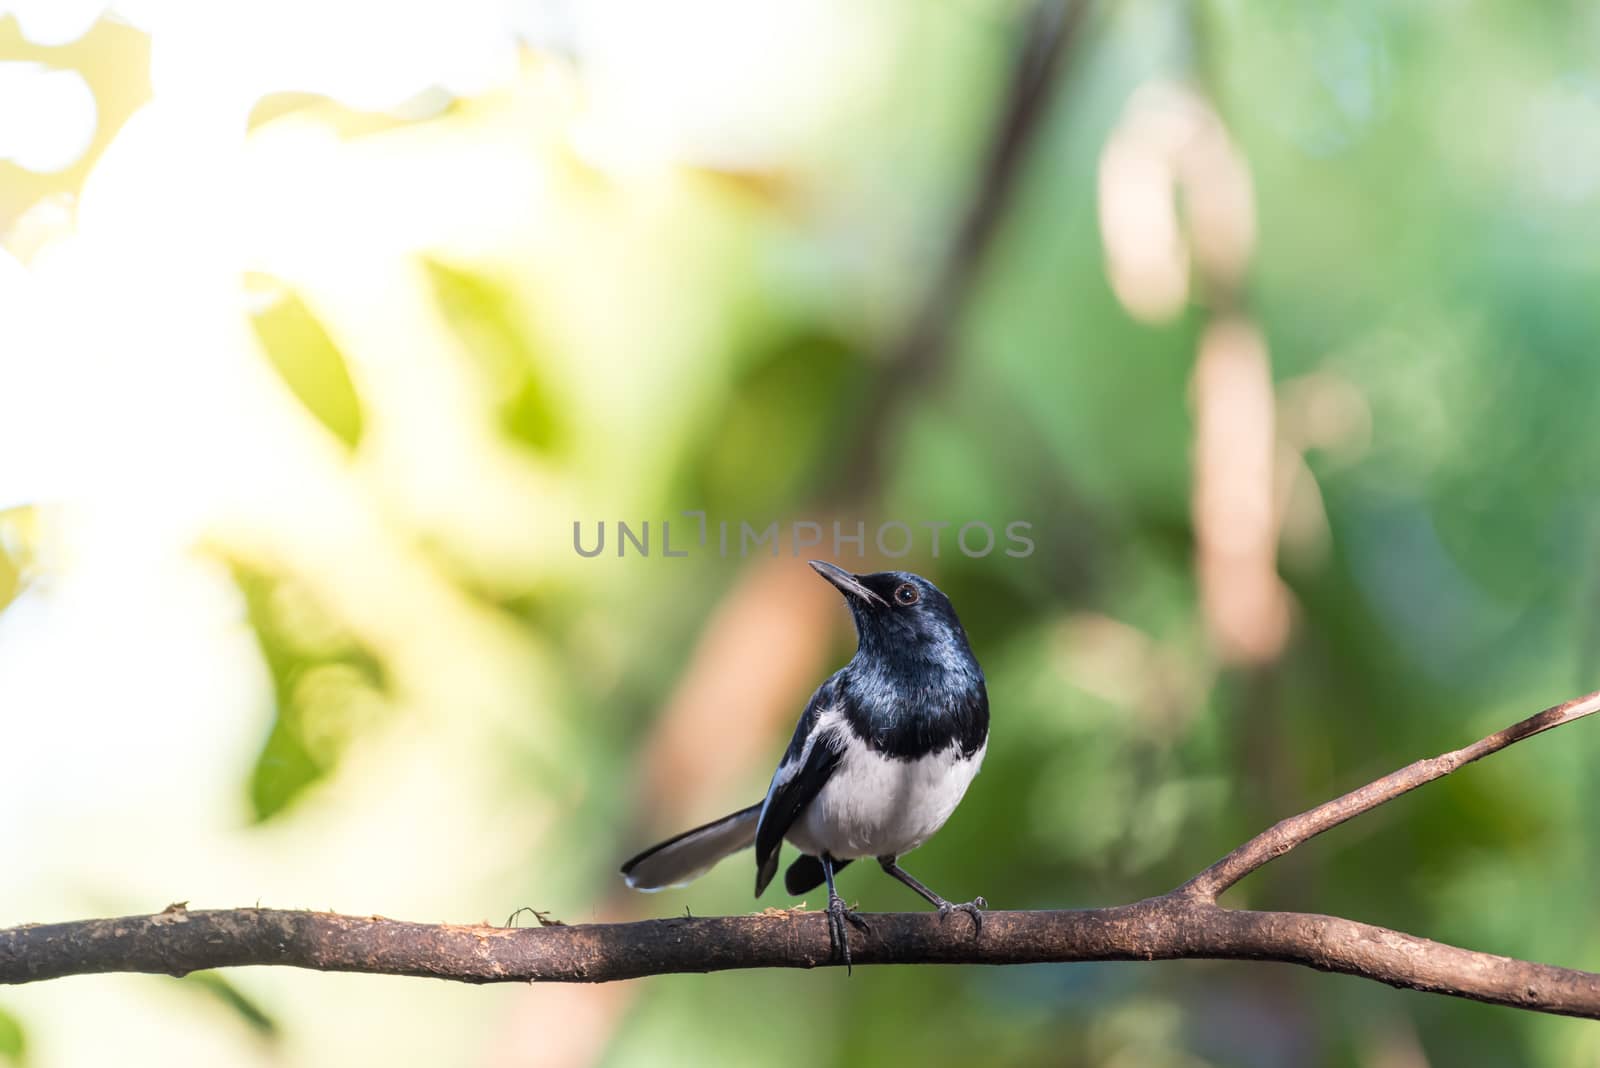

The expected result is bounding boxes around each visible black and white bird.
[621,559,989,967]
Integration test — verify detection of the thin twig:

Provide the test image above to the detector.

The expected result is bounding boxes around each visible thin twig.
[4,689,1600,1019]
[1179,688,1600,900]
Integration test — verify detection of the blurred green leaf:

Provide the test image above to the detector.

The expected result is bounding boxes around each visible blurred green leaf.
[424,258,566,454]
[232,561,388,821]
[250,719,324,824]
[246,277,365,450]
[677,327,859,514]
[0,1005,25,1065]
[0,506,36,617]
[178,973,280,1042]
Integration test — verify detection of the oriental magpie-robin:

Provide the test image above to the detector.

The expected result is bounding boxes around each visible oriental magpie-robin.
[621,559,988,968]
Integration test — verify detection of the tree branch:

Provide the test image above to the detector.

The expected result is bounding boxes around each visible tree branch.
[4,901,1600,1018]
[4,689,1600,1019]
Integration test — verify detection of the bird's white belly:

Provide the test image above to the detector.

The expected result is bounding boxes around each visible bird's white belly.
[788,740,986,860]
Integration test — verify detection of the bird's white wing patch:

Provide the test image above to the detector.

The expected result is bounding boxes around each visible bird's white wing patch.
[757,706,845,830]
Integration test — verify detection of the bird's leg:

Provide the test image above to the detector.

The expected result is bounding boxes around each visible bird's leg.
[877,856,986,934]
[821,854,869,973]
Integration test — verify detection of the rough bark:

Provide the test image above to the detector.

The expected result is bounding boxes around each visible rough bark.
[5,689,1600,1020]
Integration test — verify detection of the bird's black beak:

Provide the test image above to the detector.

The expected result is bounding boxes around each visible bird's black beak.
[809,560,888,608]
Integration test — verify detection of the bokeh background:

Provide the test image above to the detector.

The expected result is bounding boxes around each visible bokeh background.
[4,1,1600,1065]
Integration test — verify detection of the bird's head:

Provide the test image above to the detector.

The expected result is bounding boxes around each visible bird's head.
[808,560,976,671]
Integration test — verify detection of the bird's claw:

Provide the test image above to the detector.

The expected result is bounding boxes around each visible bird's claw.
[936,896,986,935]
[825,896,869,973]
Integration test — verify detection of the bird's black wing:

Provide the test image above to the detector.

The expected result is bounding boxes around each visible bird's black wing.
[754,679,845,897]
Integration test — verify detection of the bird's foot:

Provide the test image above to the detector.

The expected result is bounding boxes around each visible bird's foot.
[936,895,986,935]
[825,894,871,973]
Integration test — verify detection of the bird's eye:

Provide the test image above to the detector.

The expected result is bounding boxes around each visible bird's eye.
[893,583,920,606]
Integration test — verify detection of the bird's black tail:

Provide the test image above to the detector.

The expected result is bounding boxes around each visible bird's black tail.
[621,803,763,891]
[784,854,853,895]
